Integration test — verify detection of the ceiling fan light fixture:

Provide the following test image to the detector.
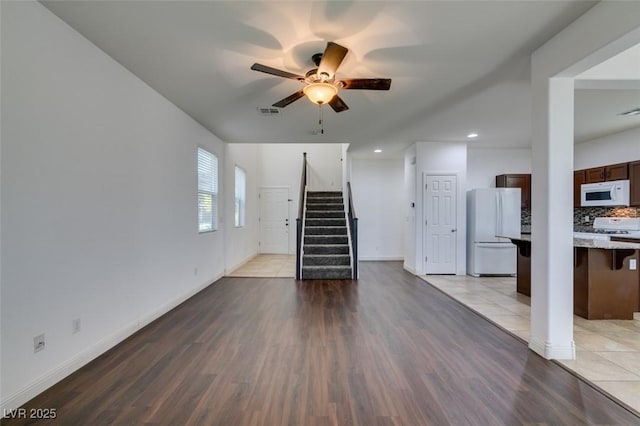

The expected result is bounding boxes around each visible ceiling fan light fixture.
[303,83,338,105]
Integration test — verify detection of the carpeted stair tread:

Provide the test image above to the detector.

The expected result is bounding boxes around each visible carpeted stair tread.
[306,197,343,204]
[305,204,344,211]
[307,191,342,197]
[303,254,350,266]
[306,210,344,218]
[304,244,349,254]
[302,266,352,280]
[304,235,348,245]
[305,218,346,227]
[304,226,348,235]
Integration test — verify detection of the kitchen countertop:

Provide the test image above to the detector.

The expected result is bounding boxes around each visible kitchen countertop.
[500,234,640,250]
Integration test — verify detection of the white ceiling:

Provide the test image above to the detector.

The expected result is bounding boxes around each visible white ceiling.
[41,1,639,157]
[574,89,640,143]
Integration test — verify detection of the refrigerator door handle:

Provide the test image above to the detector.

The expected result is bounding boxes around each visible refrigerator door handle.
[495,192,501,236]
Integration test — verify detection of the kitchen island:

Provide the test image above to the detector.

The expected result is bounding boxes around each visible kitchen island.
[505,234,640,320]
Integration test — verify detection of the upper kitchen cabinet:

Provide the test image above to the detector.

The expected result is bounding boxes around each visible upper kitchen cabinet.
[630,161,640,206]
[584,167,605,183]
[584,163,628,183]
[605,163,629,181]
[574,170,586,207]
[496,174,531,209]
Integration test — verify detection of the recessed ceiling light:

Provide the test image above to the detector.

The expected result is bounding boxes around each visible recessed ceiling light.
[467,133,478,138]
[618,107,640,116]
[374,149,382,153]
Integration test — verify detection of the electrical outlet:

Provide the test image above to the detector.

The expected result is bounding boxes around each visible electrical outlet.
[34,334,45,353]
[583,215,590,223]
[630,259,637,271]
[194,267,198,276]
[72,318,81,334]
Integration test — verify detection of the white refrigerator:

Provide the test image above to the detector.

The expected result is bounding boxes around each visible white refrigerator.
[467,188,521,277]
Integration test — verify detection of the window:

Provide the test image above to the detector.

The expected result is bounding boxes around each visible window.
[234,166,246,227]
[197,147,218,232]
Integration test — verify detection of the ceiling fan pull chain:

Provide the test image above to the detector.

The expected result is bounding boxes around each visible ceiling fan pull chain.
[319,104,324,135]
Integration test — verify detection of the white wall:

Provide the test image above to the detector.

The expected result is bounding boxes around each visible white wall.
[403,146,417,273]
[351,159,404,261]
[406,142,467,275]
[574,127,640,169]
[224,144,259,272]
[341,143,350,196]
[1,1,226,410]
[467,148,532,189]
[257,143,343,253]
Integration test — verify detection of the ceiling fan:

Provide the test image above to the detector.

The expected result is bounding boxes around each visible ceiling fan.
[250,42,391,113]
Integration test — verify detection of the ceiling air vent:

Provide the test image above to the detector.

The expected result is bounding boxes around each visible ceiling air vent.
[257,107,281,117]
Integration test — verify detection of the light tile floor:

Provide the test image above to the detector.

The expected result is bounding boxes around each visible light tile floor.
[419,274,640,415]
[226,254,295,278]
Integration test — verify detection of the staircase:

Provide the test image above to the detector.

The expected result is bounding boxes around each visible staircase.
[302,191,353,279]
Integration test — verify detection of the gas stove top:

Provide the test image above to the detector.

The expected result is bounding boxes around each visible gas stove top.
[575,217,640,240]
[590,229,633,235]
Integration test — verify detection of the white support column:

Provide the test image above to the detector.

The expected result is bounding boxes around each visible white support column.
[529,77,575,359]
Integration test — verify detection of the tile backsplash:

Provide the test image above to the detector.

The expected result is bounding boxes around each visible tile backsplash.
[522,207,638,230]
[573,206,640,227]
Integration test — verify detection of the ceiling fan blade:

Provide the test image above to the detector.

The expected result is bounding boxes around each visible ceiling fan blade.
[340,78,392,90]
[272,90,305,108]
[318,42,349,77]
[328,95,349,113]
[251,63,304,81]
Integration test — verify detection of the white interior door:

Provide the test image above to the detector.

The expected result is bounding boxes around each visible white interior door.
[424,174,457,274]
[259,187,289,254]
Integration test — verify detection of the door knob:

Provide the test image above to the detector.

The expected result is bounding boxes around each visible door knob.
[451,229,457,232]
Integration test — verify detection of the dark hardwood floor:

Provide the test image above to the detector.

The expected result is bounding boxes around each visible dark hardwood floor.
[4,262,638,425]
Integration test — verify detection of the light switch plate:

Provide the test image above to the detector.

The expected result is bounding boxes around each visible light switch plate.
[630,259,637,270]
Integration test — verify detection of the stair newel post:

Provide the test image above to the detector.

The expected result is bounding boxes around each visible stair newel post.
[296,152,307,280]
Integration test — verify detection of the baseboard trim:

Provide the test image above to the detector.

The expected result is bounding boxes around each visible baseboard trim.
[529,336,576,360]
[403,264,417,275]
[0,273,223,412]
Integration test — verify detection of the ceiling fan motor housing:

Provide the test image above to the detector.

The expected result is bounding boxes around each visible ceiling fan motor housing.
[311,52,323,67]
[305,68,334,84]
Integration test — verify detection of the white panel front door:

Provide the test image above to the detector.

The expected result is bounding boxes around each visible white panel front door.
[424,175,457,274]
[259,187,289,254]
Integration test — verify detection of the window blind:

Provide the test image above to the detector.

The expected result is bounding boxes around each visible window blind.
[198,147,218,232]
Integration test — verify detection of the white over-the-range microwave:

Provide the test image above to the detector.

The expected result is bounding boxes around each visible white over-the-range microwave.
[581,179,630,207]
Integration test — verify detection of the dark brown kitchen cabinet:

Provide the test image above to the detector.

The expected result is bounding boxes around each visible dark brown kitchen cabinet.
[585,167,605,183]
[584,163,628,183]
[605,162,628,181]
[574,170,585,207]
[574,247,639,320]
[496,174,531,209]
[630,161,640,206]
